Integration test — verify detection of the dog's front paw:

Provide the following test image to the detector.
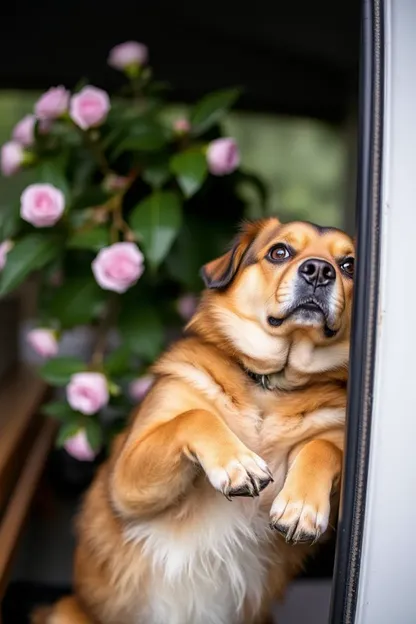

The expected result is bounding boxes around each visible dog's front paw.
[269,488,330,544]
[202,451,273,500]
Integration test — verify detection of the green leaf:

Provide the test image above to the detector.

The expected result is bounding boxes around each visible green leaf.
[49,277,105,327]
[0,203,21,240]
[43,401,78,421]
[71,187,110,212]
[114,119,168,155]
[105,345,132,376]
[85,419,103,451]
[143,163,171,189]
[170,150,208,197]
[35,157,70,202]
[190,88,241,135]
[73,77,90,92]
[39,356,85,386]
[0,233,61,296]
[43,122,81,148]
[141,153,171,189]
[119,305,164,362]
[56,422,82,448]
[71,155,96,195]
[68,226,110,252]
[168,216,234,290]
[236,170,269,212]
[129,191,182,269]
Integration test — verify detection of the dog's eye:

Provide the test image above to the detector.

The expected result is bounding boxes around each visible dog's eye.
[267,244,291,263]
[340,257,355,277]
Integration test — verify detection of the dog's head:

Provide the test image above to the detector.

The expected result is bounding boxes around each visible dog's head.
[198,217,354,374]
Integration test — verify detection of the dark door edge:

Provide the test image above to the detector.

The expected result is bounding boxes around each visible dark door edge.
[329,0,384,622]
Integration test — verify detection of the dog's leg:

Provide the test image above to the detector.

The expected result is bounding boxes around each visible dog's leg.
[111,408,272,518]
[269,438,342,543]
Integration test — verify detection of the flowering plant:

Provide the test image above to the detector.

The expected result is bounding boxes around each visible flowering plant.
[0,42,267,461]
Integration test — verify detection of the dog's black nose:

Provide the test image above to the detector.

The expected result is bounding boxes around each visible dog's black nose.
[298,259,336,288]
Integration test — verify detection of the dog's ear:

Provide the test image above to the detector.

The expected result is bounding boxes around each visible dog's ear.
[201,219,277,290]
[200,241,246,290]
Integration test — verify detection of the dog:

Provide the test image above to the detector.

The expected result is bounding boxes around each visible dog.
[33,216,354,624]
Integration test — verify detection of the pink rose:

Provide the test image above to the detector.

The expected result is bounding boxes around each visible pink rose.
[92,242,144,293]
[108,41,149,70]
[66,372,109,415]
[1,141,24,176]
[27,328,58,359]
[35,86,69,120]
[70,86,110,130]
[206,138,240,176]
[64,429,97,462]
[129,375,154,401]
[0,240,13,271]
[173,118,191,135]
[177,294,198,320]
[12,115,35,146]
[20,183,65,227]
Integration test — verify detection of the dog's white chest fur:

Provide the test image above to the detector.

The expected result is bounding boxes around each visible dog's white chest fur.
[125,494,273,624]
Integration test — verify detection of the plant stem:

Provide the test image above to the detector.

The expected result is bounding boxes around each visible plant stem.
[83,129,111,177]
[130,74,145,105]
[109,172,138,242]
[109,193,131,243]
[90,295,119,369]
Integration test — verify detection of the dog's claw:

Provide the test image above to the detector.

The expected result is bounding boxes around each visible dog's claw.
[226,472,272,499]
[228,484,257,498]
[266,467,275,483]
[203,452,273,500]
[269,491,329,544]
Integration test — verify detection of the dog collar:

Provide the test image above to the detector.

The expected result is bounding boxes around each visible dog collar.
[245,369,275,391]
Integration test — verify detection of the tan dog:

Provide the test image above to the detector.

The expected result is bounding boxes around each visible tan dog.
[34,217,354,624]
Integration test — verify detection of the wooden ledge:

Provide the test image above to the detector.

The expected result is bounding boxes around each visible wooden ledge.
[0,365,56,600]
[0,366,49,511]
[0,419,57,599]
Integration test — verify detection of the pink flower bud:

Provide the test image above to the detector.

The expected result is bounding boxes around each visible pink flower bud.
[92,242,144,293]
[12,115,35,147]
[64,429,97,461]
[206,138,240,176]
[27,328,59,359]
[129,375,154,402]
[173,118,191,135]
[70,86,110,130]
[20,183,65,227]
[90,206,109,224]
[66,372,109,415]
[0,240,13,271]
[49,269,64,287]
[103,174,129,193]
[108,41,149,70]
[177,294,198,321]
[1,141,24,176]
[35,86,70,120]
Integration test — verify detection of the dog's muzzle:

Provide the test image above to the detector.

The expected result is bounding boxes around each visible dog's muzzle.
[268,258,339,337]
